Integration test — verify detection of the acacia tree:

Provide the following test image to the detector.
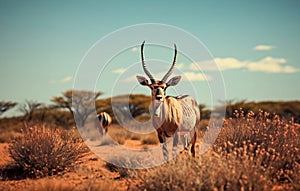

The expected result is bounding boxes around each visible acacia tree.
[51,90,103,127]
[216,99,248,118]
[18,100,43,122]
[105,94,151,123]
[199,104,211,120]
[0,101,17,117]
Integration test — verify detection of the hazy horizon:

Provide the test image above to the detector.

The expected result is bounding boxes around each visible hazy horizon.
[1,1,300,116]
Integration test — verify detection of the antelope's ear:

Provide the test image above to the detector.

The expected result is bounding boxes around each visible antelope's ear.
[136,75,149,86]
[166,76,181,87]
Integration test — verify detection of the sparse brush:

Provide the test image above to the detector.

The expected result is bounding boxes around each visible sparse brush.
[140,152,270,191]
[114,136,126,145]
[79,178,122,191]
[0,130,16,143]
[130,134,141,141]
[139,109,299,191]
[141,134,158,145]
[105,155,143,178]
[214,109,300,190]
[8,124,90,178]
[30,179,76,191]
[27,178,121,191]
[107,125,132,144]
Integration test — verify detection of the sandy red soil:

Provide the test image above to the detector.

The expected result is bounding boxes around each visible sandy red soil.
[0,141,147,191]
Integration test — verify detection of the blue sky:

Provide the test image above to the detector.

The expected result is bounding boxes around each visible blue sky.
[1,1,300,114]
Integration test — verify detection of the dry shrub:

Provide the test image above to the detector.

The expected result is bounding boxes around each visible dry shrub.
[105,162,133,178]
[141,134,159,145]
[214,109,300,190]
[113,136,126,145]
[197,119,209,132]
[105,155,143,178]
[9,124,90,178]
[135,114,150,122]
[29,178,120,191]
[140,152,269,191]
[139,109,299,190]
[78,179,122,191]
[30,179,76,191]
[130,134,142,141]
[0,130,16,143]
[107,125,132,144]
[0,163,25,180]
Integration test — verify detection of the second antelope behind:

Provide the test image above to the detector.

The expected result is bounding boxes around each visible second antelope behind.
[136,41,200,161]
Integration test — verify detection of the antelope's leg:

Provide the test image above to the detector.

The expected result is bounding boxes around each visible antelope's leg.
[172,132,179,147]
[183,134,189,149]
[157,130,169,162]
[190,129,197,157]
[172,133,179,158]
[95,119,104,136]
[162,142,169,162]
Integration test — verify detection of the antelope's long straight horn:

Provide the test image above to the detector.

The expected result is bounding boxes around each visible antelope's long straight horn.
[141,41,155,82]
[161,44,177,82]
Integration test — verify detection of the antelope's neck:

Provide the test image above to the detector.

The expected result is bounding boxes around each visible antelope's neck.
[152,100,162,115]
[152,100,166,119]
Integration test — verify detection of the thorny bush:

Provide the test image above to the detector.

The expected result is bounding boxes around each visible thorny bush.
[139,153,270,191]
[214,109,300,190]
[9,124,89,178]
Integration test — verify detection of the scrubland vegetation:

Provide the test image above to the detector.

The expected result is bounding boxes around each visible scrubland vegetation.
[9,124,89,178]
[139,110,299,191]
[0,92,299,190]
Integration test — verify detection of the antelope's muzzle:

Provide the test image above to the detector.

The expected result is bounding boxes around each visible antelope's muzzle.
[155,95,163,101]
[155,88,164,101]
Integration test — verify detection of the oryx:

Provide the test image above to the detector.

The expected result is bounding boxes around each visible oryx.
[97,112,112,135]
[136,41,200,161]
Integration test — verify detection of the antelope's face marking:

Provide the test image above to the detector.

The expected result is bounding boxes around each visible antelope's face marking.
[136,41,181,104]
[136,76,182,102]
[151,82,167,101]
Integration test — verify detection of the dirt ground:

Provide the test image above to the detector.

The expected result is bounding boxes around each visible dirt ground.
[0,140,149,191]
[0,122,204,191]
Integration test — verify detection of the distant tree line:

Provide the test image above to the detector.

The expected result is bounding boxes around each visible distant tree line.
[0,90,153,129]
[1,91,300,129]
[215,99,300,123]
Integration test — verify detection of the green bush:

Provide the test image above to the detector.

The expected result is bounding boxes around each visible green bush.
[9,124,89,178]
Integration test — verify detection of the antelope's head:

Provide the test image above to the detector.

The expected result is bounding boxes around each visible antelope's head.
[136,41,181,102]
